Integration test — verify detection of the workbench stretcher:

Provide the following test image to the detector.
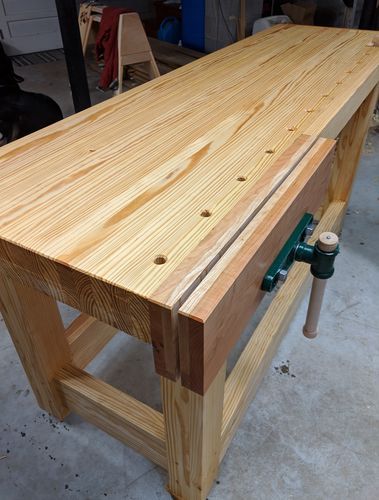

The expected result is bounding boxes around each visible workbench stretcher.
[0,25,378,499]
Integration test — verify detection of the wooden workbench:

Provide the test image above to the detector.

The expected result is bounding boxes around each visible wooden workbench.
[0,25,378,499]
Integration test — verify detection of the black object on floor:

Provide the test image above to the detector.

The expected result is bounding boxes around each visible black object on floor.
[0,42,63,146]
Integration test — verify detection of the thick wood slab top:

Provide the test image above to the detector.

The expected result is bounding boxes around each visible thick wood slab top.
[0,25,378,308]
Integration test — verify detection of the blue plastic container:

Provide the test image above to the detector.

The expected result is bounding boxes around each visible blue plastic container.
[181,0,205,51]
[158,17,182,45]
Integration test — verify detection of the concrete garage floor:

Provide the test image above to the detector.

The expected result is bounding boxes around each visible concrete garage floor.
[1,59,379,499]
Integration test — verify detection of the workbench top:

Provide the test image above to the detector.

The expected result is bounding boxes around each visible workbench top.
[0,25,378,312]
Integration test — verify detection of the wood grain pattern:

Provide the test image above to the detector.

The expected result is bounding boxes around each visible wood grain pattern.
[0,273,71,419]
[1,26,377,500]
[0,240,151,342]
[161,363,226,500]
[178,138,336,394]
[150,134,319,379]
[221,201,346,458]
[0,26,378,375]
[66,314,118,369]
[0,26,378,300]
[56,364,167,469]
[326,84,379,205]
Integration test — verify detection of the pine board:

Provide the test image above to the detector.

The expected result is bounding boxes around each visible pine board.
[0,25,378,317]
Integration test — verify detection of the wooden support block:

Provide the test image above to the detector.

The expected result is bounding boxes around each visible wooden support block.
[56,364,167,469]
[161,363,226,500]
[221,201,346,457]
[66,314,118,369]
[0,273,71,419]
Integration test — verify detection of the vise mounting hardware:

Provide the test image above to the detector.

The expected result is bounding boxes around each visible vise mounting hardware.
[262,213,339,338]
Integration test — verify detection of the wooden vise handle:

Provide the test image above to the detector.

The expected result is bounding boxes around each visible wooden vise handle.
[303,233,339,339]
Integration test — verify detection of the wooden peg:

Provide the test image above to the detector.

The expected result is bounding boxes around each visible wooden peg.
[317,232,339,252]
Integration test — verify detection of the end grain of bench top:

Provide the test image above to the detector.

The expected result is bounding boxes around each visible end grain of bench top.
[0,25,378,311]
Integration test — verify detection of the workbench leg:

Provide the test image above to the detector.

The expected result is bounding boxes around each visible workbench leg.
[325,84,379,214]
[161,363,226,500]
[0,273,71,420]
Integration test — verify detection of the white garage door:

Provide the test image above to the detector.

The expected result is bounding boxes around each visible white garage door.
[0,0,62,55]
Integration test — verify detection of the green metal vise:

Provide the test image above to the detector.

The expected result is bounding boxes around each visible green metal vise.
[262,213,339,293]
[261,213,339,338]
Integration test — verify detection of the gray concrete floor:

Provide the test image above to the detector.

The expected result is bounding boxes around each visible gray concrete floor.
[1,59,379,499]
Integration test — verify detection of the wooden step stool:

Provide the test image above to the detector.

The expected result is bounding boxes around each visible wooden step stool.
[79,4,160,92]
[116,13,160,94]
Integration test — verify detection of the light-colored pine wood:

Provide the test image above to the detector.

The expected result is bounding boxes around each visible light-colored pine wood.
[147,54,160,80]
[150,134,320,379]
[91,5,104,14]
[82,15,94,56]
[161,363,226,500]
[119,13,151,56]
[178,137,335,394]
[116,13,160,95]
[0,25,378,500]
[0,27,377,378]
[66,314,118,369]
[238,0,246,41]
[80,4,104,55]
[0,273,71,419]
[0,26,377,310]
[326,84,379,206]
[221,201,346,458]
[55,364,167,469]
[0,246,151,343]
[302,277,328,339]
[79,3,92,52]
[0,23,377,404]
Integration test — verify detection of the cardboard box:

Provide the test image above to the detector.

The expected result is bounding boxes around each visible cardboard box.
[281,1,317,25]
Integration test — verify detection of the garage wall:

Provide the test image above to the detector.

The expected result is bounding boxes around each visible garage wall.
[0,0,62,55]
[205,0,263,52]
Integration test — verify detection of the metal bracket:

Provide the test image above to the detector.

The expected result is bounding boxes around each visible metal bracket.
[262,213,313,292]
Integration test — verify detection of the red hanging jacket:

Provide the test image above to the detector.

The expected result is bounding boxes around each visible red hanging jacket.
[95,7,131,90]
